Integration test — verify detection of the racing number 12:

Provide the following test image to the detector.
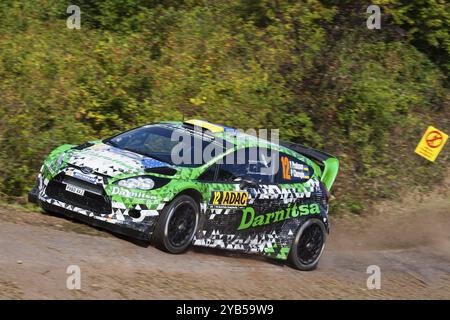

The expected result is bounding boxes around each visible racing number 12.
[281,156,291,180]
[212,191,221,205]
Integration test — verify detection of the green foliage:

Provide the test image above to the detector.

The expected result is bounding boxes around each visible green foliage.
[380,0,450,73]
[0,0,448,213]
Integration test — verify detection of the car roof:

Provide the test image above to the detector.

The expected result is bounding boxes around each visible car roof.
[159,119,298,155]
[156,120,322,174]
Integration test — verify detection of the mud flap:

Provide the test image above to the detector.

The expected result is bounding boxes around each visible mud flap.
[28,186,39,204]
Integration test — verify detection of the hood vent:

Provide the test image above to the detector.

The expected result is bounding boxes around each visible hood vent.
[72,142,94,150]
[144,166,177,176]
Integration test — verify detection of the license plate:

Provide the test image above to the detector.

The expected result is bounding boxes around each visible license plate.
[65,184,85,196]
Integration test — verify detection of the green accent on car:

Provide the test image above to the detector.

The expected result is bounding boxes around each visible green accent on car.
[321,157,339,190]
[276,247,291,260]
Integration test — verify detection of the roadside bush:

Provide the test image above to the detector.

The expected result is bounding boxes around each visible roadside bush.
[0,0,448,213]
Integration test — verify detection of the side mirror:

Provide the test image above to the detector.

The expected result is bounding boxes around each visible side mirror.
[239,178,259,190]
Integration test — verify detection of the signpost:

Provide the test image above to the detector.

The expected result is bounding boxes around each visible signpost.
[415,126,448,162]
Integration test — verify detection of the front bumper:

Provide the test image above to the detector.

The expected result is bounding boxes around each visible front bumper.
[28,182,154,242]
[40,200,151,241]
[28,186,39,204]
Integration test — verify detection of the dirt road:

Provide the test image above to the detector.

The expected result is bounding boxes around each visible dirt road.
[0,189,449,299]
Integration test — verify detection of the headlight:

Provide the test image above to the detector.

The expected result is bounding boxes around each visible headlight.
[55,153,66,168]
[117,177,155,190]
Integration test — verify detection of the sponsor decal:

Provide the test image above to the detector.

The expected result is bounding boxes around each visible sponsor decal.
[281,156,309,180]
[210,191,249,208]
[106,146,143,160]
[81,149,135,169]
[72,171,97,184]
[111,186,156,200]
[238,203,320,230]
[141,157,168,169]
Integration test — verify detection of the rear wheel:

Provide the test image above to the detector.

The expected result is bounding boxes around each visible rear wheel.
[288,218,327,271]
[153,195,199,254]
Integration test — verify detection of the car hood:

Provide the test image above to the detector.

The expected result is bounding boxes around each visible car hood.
[66,143,171,177]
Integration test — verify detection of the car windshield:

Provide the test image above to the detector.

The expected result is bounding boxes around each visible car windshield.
[103,124,230,167]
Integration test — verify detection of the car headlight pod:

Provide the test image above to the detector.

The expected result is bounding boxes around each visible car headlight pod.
[55,153,66,168]
[117,177,155,190]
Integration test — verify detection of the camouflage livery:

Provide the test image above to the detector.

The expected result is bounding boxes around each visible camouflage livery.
[29,120,339,261]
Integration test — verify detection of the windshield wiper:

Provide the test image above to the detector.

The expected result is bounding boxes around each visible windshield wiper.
[103,139,119,148]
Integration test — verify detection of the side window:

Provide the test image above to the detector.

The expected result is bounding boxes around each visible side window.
[216,147,276,184]
[277,153,312,184]
[216,163,246,182]
[198,164,217,182]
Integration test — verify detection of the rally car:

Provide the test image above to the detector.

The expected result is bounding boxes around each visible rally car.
[29,119,339,270]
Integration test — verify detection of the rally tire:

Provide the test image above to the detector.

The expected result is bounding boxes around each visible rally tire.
[288,218,327,271]
[153,195,199,254]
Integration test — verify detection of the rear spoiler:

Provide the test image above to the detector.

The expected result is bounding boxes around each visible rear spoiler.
[279,141,339,191]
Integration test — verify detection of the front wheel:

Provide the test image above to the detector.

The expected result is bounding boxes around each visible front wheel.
[288,218,327,271]
[152,195,199,254]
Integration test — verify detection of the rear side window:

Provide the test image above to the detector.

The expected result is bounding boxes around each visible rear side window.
[277,153,312,184]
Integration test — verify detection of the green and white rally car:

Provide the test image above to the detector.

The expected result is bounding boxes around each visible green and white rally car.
[29,119,339,270]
